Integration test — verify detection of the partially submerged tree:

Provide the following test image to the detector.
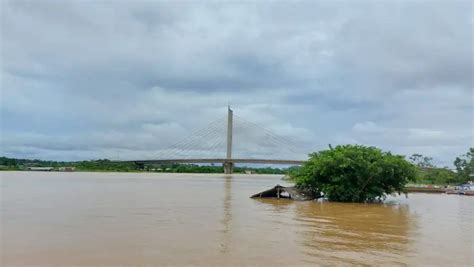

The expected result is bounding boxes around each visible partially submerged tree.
[295,145,416,202]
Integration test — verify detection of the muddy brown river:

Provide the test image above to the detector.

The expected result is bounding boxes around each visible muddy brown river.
[1,172,473,266]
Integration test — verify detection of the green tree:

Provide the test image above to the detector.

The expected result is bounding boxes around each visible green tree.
[454,148,474,183]
[409,153,434,168]
[408,153,458,184]
[0,157,17,166]
[416,167,456,184]
[295,145,416,202]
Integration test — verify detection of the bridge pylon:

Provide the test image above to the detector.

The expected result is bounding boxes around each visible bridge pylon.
[223,161,234,174]
[224,106,234,174]
[118,105,306,173]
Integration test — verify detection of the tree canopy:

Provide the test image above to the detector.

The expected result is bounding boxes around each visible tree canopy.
[408,153,457,184]
[295,145,416,202]
[454,148,474,183]
[409,154,434,168]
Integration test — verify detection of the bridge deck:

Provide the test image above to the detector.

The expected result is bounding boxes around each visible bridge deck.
[120,158,305,165]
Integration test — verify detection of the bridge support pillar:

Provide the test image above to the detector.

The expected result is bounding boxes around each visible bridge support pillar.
[223,162,234,174]
[135,162,145,171]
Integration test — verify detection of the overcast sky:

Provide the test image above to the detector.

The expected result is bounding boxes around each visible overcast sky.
[1,0,473,166]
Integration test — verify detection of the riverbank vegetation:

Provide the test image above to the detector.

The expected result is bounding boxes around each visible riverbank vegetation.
[0,157,287,174]
[408,149,473,185]
[1,148,472,183]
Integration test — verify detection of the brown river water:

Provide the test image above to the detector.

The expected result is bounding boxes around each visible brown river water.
[1,172,473,266]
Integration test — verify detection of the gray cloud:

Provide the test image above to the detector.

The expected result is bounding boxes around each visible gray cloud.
[1,0,472,166]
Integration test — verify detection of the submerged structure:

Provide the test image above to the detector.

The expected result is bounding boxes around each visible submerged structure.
[250,184,314,201]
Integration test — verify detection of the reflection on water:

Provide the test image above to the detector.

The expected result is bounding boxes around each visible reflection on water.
[297,202,414,265]
[255,199,414,265]
[220,175,232,254]
[1,172,473,266]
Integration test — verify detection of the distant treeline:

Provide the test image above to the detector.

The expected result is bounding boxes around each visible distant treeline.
[2,147,472,184]
[407,149,473,185]
[0,157,301,175]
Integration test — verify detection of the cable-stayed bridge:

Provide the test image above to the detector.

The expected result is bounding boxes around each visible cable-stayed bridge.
[120,107,308,173]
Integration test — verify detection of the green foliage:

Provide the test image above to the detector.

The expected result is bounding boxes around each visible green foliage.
[0,157,70,169]
[0,157,19,170]
[453,148,474,183]
[237,166,286,174]
[162,164,224,173]
[0,157,18,166]
[163,164,286,174]
[409,153,434,168]
[414,167,457,185]
[286,166,302,178]
[408,153,458,185]
[74,159,136,172]
[0,156,289,174]
[295,145,416,202]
